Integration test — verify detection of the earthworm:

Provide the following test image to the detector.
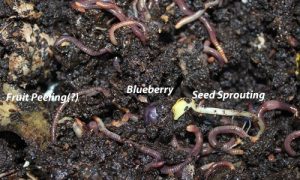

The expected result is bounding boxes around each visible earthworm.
[221,118,251,150]
[227,148,244,155]
[100,125,123,142]
[174,0,228,63]
[172,98,262,142]
[72,0,125,20]
[144,161,165,171]
[171,136,214,155]
[175,9,205,29]
[174,0,192,15]
[175,0,220,29]
[51,87,110,143]
[204,161,235,180]
[284,130,300,156]
[126,140,162,160]
[109,20,147,45]
[161,125,202,175]
[200,17,228,63]
[96,1,124,16]
[94,117,164,170]
[55,35,112,56]
[208,125,249,154]
[160,157,192,175]
[203,40,225,65]
[71,0,99,12]
[200,162,215,171]
[256,100,299,141]
[95,1,147,43]
[219,137,238,150]
[186,124,203,157]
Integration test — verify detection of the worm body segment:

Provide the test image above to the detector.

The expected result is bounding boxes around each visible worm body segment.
[55,35,112,56]
[256,100,299,141]
[109,20,147,45]
[160,157,192,175]
[186,125,203,157]
[284,130,300,156]
[174,0,228,63]
[208,125,249,154]
[204,161,235,180]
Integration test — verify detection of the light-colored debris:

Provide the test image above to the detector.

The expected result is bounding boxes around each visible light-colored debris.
[0,101,19,126]
[12,0,42,19]
[3,22,55,84]
[250,33,266,50]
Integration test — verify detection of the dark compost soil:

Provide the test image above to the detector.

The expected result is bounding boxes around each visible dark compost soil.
[0,0,300,179]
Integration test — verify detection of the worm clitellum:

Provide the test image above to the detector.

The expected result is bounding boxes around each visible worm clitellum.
[175,9,205,29]
[171,136,214,156]
[71,0,100,12]
[93,116,123,143]
[174,0,228,63]
[126,140,162,160]
[94,117,165,170]
[175,0,220,29]
[144,161,165,171]
[160,124,203,174]
[126,140,164,171]
[72,0,147,44]
[95,1,147,44]
[203,40,225,65]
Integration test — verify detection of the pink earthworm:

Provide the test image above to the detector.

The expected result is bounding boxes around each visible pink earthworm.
[284,130,300,156]
[55,35,112,56]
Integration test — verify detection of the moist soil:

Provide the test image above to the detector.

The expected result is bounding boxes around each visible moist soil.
[0,0,300,179]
